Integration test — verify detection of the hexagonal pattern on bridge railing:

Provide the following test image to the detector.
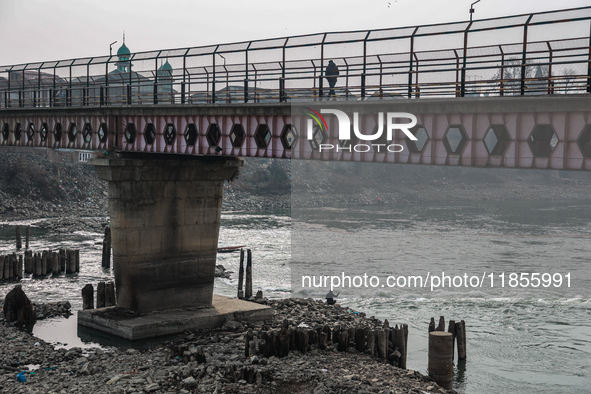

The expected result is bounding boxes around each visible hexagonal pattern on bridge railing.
[230,124,245,147]
[67,123,78,142]
[184,124,198,146]
[144,123,156,145]
[206,124,221,147]
[405,125,429,154]
[528,124,558,157]
[443,125,467,155]
[54,123,63,142]
[27,123,35,141]
[14,123,21,141]
[98,123,108,143]
[40,122,48,142]
[255,124,271,149]
[576,124,591,158]
[164,123,176,145]
[308,125,326,150]
[125,123,136,144]
[2,123,8,141]
[280,125,297,149]
[83,123,92,143]
[484,125,510,156]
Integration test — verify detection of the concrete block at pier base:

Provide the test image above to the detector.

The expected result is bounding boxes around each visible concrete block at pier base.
[77,295,272,341]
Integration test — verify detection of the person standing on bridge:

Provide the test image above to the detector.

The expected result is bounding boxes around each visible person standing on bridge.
[325,60,339,98]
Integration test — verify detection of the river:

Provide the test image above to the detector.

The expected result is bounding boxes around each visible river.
[1,200,590,393]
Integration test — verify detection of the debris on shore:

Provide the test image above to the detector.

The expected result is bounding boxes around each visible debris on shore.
[0,297,456,393]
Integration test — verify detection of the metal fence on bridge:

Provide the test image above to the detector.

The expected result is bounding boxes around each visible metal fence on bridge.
[1,6,590,108]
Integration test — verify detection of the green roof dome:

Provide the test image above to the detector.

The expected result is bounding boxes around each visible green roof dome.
[117,43,131,56]
[159,60,172,71]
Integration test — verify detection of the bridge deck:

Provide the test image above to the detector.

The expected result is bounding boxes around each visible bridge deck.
[0,95,590,171]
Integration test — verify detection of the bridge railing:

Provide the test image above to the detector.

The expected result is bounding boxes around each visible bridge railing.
[1,6,590,109]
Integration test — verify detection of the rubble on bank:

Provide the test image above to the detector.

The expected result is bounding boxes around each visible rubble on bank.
[0,298,456,393]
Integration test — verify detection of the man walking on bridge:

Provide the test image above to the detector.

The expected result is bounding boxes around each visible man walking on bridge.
[325,60,339,98]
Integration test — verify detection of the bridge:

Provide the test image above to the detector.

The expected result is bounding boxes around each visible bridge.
[2,7,591,338]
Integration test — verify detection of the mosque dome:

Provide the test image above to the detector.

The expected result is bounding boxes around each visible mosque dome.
[117,42,131,57]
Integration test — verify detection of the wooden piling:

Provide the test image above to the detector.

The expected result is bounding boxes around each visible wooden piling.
[25,225,30,249]
[337,330,348,352]
[101,227,111,268]
[51,252,60,275]
[376,329,387,361]
[367,330,376,357]
[59,249,66,272]
[0,255,4,280]
[437,316,445,331]
[16,255,23,280]
[428,331,454,389]
[105,281,116,307]
[237,248,245,299]
[75,250,80,273]
[245,329,253,357]
[16,226,22,250]
[355,327,366,352]
[82,284,94,310]
[24,251,33,274]
[319,331,328,350]
[34,253,42,276]
[448,320,456,360]
[245,249,253,299]
[8,254,14,279]
[400,324,408,369]
[41,251,49,276]
[66,249,76,274]
[455,320,467,360]
[97,281,106,308]
[429,317,436,332]
[279,320,290,356]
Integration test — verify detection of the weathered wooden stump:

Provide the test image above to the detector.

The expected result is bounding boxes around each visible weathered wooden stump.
[428,331,454,389]
[101,227,111,269]
[237,249,245,299]
[25,225,30,249]
[96,281,106,308]
[82,284,94,310]
[456,320,467,360]
[105,281,116,307]
[15,226,22,250]
[245,249,253,299]
[24,250,33,274]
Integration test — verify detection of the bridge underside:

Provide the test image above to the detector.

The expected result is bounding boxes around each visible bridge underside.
[0,96,590,170]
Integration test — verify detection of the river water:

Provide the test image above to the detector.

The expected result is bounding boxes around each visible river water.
[1,200,590,393]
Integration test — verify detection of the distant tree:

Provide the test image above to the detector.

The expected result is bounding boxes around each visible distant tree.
[492,58,549,95]
[561,67,579,93]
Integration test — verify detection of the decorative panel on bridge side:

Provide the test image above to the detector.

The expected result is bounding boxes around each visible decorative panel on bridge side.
[0,96,591,170]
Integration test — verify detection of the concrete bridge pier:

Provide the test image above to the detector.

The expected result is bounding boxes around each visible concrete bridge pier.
[78,153,272,340]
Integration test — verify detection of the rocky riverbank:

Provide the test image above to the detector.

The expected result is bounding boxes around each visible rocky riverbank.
[0,297,456,393]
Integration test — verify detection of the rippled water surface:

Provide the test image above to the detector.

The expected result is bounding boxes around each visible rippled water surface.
[1,200,590,393]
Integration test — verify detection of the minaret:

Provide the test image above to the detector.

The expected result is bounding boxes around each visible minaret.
[115,32,132,73]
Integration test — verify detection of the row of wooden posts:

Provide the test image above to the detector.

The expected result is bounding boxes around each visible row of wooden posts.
[428,316,467,389]
[0,249,81,281]
[81,281,116,310]
[237,249,253,299]
[246,319,409,369]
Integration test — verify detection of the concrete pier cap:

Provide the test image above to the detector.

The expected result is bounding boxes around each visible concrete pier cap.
[91,152,243,313]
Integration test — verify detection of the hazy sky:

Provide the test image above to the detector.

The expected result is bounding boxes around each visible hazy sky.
[0,0,589,66]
